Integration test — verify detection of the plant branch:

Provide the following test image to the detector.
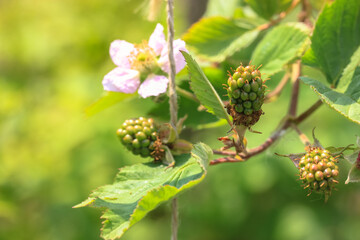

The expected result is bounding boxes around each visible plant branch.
[210,156,244,165]
[288,60,301,117]
[211,99,323,164]
[293,99,322,124]
[291,123,311,146]
[264,72,290,103]
[298,0,313,27]
[258,0,301,31]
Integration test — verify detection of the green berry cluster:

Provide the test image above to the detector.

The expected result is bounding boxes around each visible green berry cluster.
[117,117,158,158]
[299,147,339,196]
[227,64,265,115]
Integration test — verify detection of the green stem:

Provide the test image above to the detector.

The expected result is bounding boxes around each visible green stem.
[233,125,247,154]
[176,86,199,103]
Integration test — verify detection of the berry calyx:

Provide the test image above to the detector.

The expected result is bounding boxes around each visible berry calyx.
[298,147,339,199]
[117,117,164,160]
[225,64,266,126]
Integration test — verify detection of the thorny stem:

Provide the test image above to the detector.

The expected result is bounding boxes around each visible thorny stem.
[166,0,178,239]
[210,99,323,165]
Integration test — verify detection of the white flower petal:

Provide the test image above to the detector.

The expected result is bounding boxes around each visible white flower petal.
[102,67,140,93]
[110,40,135,68]
[138,74,169,98]
[158,39,188,74]
[148,23,166,56]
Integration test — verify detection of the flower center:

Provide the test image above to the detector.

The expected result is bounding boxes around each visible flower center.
[129,41,159,78]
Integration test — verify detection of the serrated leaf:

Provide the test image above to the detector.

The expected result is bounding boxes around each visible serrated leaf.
[304,0,360,84]
[85,92,135,117]
[181,51,232,126]
[183,17,260,61]
[301,70,360,124]
[245,0,292,20]
[74,143,212,240]
[251,23,310,76]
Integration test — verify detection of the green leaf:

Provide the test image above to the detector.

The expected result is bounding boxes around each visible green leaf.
[181,51,232,125]
[245,0,292,20]
[337,46,360,91]
[304,0,360,84]
[195,119,228,130]
[301,70,360,124]
[85,92,135,117]
[251,23,310,76]
[74,143,212,240]
[302,48,318,68]
[183,16,260,61]
[204,0,241,18]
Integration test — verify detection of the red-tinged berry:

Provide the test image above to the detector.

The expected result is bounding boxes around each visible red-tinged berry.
[298,147,339,199]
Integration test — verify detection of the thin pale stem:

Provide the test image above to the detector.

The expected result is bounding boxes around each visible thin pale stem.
[171,198,178,240]
[176,86,199,103]
[167,0,177,129]
[166,0,179,239]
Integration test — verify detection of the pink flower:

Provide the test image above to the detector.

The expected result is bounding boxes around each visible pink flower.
[102,24,187,98]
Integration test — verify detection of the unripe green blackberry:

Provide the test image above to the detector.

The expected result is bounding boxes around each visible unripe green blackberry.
[226,64,266,126]
[117,117,161,159]
[298,147,339,197]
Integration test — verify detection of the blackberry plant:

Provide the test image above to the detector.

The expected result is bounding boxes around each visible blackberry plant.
[77,0,360,239]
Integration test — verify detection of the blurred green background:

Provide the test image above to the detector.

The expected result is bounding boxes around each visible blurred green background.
[1,0,359,240]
